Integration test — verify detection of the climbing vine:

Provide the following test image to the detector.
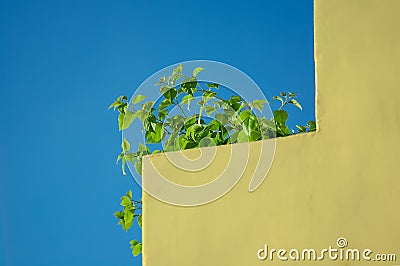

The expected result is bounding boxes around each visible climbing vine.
[109,65,316,257]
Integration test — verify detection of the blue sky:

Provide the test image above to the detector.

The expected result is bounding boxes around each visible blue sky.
[0,0,314,265]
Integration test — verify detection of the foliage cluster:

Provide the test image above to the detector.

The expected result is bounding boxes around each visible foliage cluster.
[109,65,316,257]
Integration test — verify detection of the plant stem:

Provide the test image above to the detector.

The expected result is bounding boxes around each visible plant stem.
[176,102,188,118]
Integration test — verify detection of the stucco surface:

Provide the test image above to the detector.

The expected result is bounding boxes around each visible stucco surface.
[142,0,400,265]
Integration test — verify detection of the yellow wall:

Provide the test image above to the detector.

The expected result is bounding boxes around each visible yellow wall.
[142,0,400,265]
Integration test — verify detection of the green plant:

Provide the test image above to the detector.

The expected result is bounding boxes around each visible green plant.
[109,65,316,257]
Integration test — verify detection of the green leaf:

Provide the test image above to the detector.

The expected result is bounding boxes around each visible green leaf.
[155,78,165,86]
[215,113,229,125]
[197,99,205,107]
[114,211,124,219]
[230,95,242,102]
[186,124,203,141]
[308,120,316,131]
[181,78,197,95]
[159,99,172,110]
[258,117,275,129]
[237,130,248,143]
[206,83,219,89]
[109,96,128,110]
[228,130,239,143]
[182,140,197,150]
[249,130,262,141]
[273,110,288,125]
[203,90,216,98]
[276,124,291,137]
[239,110,252,122]
[288,99,302,110]
[157,109,168,121]
[122,138,130,152]
[118,113,125,131]
[172,73,182,84]
[160,85,171,94]
[296,125,307,133]
[126,190,132,199]
[142,102,154,111]
[205,105,216,116]
[177,135,195,150]
[182,94,194,110]
[288,91,297,97]
[242,115,261,141]
[158,109,168,120]
[251,99,267,112]
[192,67,204,77]
[205,120,219,132]
[199,137,216,147]
[116,153,124,164]
[168,115,185,130]
[164,133,179,152]
[138,214,142,228]
[125,153,136,163]
[135,157,142,175]
[120,196,131,207]
[163,87,177,102]
[109,100,122,110]
[122,110,135,130]
[272,96,284,105]
[171,64,183,82]
[280,92,287,97]
[258,117,276,138]
[132,243,142,256]
[138,143,149,154]
[130,240,139,247]
[124,209,134,224]
[132,95,146,105]
[119,218,133,231]
[184,115,197,129]
[145,123,164,143]
[173,64,182,75]
[133,109,148,122]
[225,96,242,111]
[144,113,157,132]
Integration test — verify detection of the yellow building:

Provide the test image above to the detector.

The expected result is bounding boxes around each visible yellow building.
[142,0,400,265]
